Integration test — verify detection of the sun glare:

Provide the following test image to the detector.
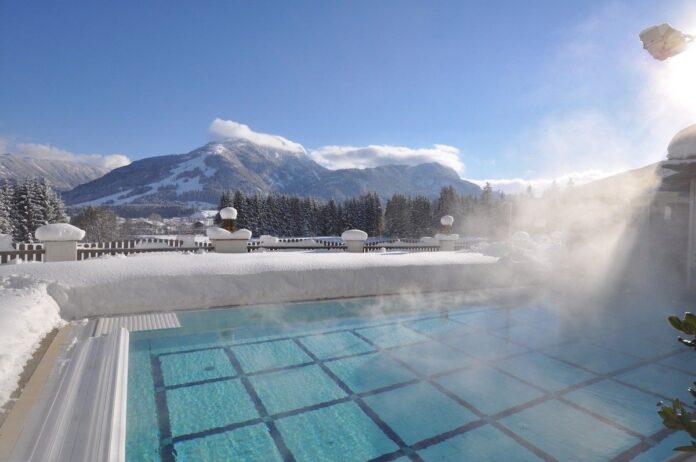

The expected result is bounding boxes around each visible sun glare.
[663,46,696,108]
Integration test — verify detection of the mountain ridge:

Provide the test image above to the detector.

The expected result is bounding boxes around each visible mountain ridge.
[62,138,480,206]
[0,153,112,191]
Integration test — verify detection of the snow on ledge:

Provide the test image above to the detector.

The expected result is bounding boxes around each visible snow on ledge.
[435,233,460,241]
[260,235,280,245]
[0,251,520,321]
[35,223,85,242]
[206,227,252,240]
[341,229,368,241]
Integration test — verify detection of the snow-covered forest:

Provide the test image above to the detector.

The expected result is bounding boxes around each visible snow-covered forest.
[0,176,576,243]
[0,179,67,242]
[218,183,514,238]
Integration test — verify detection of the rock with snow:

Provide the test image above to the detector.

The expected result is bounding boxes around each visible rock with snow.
[341,229,368,241]
[667,124,696,160]
[440,215,454,226]
[35,223,85,242]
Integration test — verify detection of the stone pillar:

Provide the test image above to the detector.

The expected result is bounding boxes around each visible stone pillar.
[0,233,13,251]
[35,223,85,262]
[341,229,368,253]
[179,235,196,248]
[436,216,458,251]
[207,227,252,253]
[220,207,238,232]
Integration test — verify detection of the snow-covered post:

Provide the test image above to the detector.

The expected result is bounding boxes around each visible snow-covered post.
[35,223,85,262]
[435,215,459,251]
[0,233,13,251]
[206,227,252,253]
[179,234,196,248]
[341,229,368,253]
[220,207,237,232]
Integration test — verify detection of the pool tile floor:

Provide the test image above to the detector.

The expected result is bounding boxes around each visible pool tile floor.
[128,298,692,462]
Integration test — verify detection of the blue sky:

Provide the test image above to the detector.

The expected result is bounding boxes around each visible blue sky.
[1,0,696,192]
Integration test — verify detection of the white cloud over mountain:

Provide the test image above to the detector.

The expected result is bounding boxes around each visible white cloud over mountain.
[311,144,465,173]
[469,169,620,195]
[209,119,305,154]
[208,118,465,173]
[1,137,130,170]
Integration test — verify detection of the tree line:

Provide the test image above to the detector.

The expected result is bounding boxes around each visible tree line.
[0,179,67,242]
[218,184,511,238]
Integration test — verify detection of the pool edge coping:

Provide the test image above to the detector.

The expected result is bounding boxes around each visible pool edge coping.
[0,324,74,460]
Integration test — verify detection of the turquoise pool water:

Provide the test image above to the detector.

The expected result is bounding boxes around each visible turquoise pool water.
[126,293,693,461]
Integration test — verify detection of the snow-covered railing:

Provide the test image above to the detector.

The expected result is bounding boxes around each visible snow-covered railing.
[247,237,346,252]
[0,242,45,264]
[75,238,212,260]
[364,240,440,252]
[0,234,487,264]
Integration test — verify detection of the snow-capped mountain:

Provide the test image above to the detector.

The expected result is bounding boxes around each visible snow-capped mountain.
[63,138,480,206]
[0,153,111,191]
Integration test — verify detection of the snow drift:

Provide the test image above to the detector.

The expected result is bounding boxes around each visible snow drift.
[0,275,64,409]
[14,251,530,319]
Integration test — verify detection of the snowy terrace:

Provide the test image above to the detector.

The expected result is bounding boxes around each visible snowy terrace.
[0,243,544,418]
[0,218,555,461]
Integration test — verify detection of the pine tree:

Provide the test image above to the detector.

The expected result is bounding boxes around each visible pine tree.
[232,191,247,230]
[384,194,409,237]
[0,181,14,235]
[436,186,458,216]
[12,179,39,242]
[364,192,383,236]
[36,178,67,224]
[481,182,494,204]
[410,195,433,238]
[9,179,68,241]
[319,199,339,236]
[215,191,234,224]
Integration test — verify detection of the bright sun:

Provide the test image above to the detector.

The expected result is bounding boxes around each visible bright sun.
[662,46,696,108]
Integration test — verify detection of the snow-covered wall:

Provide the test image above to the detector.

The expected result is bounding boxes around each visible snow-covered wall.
[0,251,533,320]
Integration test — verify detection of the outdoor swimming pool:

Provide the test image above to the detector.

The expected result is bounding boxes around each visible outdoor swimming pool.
[126,292,693,461]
